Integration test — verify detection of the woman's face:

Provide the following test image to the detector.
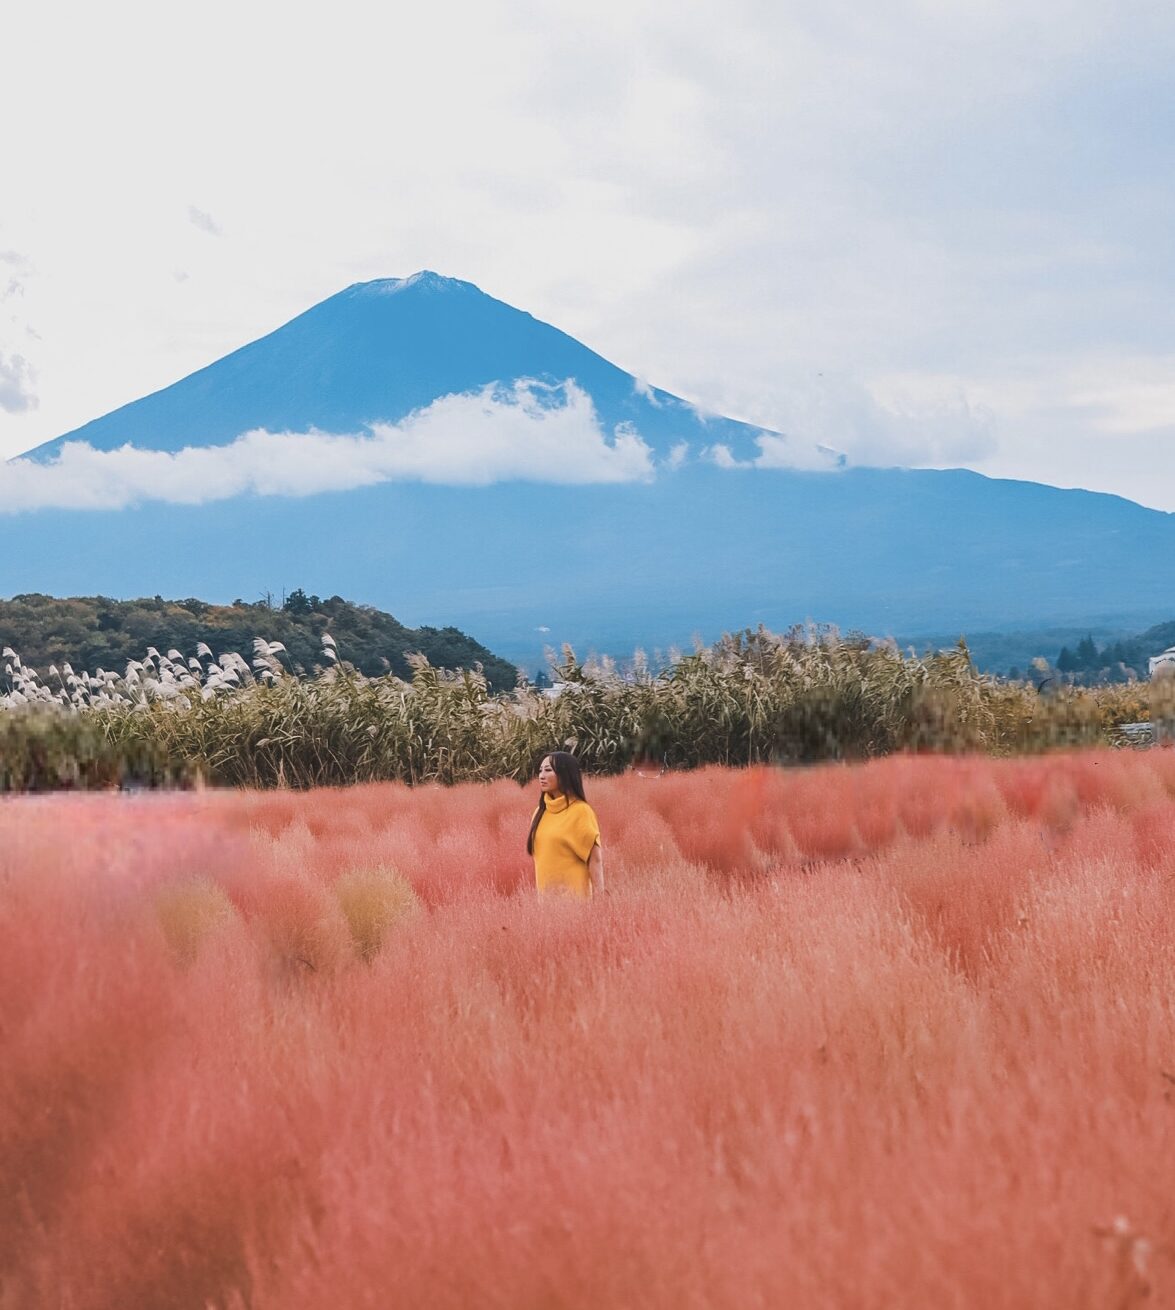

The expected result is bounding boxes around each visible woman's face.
[537,756,562,796]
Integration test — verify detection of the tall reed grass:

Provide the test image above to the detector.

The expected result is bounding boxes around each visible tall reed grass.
[0,627,1159,790]
[2,749,1174,1306]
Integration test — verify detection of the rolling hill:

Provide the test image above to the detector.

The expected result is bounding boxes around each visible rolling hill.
[0,591,520,691]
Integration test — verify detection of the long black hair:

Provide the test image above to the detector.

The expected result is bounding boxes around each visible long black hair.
[526,750,587,855]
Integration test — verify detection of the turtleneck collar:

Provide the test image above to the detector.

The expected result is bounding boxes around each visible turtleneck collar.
[544,793,571,813]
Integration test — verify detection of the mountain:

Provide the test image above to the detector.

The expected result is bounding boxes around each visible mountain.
[25,271,836,470]
[7,273,1175,669]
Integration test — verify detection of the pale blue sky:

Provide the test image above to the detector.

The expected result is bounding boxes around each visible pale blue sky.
[2,0,1174,508]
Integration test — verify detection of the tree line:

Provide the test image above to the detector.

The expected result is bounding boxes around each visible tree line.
[1052,619,1175,685]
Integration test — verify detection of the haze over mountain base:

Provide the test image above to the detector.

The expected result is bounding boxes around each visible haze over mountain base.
[5,462,1171,669]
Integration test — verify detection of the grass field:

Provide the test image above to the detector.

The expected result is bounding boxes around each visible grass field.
[3,750,1175,1307]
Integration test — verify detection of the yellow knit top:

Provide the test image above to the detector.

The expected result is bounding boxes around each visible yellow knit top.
[531,794,601,898]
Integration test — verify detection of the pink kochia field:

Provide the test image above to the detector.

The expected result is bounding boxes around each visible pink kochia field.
[4,752,1175,1308]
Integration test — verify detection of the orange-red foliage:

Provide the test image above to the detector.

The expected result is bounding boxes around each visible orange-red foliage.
[2,750,1175,1308]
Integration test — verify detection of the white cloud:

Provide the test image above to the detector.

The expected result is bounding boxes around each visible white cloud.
[705,430,844,473]
[187,206,222,237]
[706,444,742,471]
[0,379,654,512]
[0,353,37,415]
[0,251,31,272]
[805,376,999,468]
[753,434,846,472]
[703,375,998,474]
[700,371,997,471]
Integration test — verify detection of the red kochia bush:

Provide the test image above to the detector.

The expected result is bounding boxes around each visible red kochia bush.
[1,749,1174,1308]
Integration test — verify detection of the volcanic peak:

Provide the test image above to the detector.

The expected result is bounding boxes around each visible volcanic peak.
[351,270,477,298]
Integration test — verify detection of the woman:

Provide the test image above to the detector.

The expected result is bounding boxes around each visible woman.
[527,751,605,898]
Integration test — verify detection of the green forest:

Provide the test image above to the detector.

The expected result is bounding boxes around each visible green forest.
[0,590,520,693]
[1051,619,1175,685]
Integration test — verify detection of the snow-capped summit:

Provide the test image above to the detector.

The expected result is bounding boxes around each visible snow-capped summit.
[360,270,472,296]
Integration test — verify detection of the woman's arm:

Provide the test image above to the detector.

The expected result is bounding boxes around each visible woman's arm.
[588,841,605,897]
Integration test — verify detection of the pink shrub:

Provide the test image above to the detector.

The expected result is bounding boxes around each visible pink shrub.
[2,749,1175,1306]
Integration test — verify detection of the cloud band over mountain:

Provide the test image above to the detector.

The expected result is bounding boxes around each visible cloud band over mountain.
[0,380,668,511]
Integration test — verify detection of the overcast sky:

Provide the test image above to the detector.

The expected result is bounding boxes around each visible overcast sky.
[2,0,1174,509]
